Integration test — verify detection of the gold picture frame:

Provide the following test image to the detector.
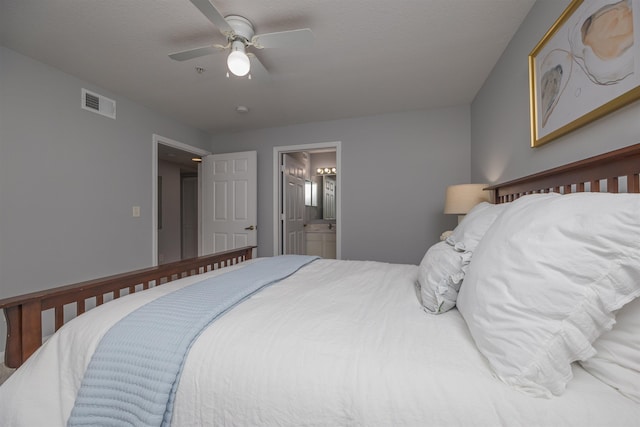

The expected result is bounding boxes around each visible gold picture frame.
[529,0,640,147]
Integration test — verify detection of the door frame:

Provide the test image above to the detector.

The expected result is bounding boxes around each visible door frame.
[272,141,342,259]
[152,134,210,266]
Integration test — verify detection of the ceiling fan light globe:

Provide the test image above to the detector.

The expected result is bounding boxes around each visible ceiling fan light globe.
[227,51,250,76]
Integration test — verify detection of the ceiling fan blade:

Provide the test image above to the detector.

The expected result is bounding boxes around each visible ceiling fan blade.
[189,0,234,36]
[247,53,270,80]
[251,28,313,49]
[169,45,223,61]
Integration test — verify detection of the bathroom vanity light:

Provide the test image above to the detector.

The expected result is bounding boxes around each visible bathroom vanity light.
[316,167,337,175]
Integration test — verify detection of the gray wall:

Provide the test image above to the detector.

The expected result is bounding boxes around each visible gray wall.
[211,107,471,265]
[0,47,209,350]
[471,0,640,183]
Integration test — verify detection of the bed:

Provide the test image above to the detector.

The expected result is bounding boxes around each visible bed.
[1,144,640,426]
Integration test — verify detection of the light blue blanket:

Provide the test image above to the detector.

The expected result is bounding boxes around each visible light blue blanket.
[67,255,318,427]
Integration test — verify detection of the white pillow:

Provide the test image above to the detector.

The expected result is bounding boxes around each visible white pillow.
[447,202,507,252]
[418,241,470,314]
[580,296,640,402]
[457,192,640,398]
[418,202,505,314]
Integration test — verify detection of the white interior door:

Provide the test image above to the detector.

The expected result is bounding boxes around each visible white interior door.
[323,176,336,220]
[201,151,257,255]
[282,154,305,255]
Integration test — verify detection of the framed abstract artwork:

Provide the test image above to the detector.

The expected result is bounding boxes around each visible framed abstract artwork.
[529,0,640,147]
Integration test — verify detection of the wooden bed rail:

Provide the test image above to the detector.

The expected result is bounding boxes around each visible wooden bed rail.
[486,143,640,203]
[0,246,256,369]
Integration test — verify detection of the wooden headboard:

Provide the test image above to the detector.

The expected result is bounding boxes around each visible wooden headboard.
[486,143,640,203]
[0,246,255,368]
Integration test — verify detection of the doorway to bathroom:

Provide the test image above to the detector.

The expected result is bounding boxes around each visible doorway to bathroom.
[273,141,341,259]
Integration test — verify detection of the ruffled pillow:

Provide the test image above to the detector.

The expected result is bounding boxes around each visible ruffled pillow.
[580,296,640,402]
[457,192,640,398]
[417,201,506,314]
[418,241,470,314]
[447,202,508,252]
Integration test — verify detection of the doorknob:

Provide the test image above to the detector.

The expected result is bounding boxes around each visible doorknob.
[244,225,256,231]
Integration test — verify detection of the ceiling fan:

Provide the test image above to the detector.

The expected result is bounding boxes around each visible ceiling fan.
[169,0,314,79]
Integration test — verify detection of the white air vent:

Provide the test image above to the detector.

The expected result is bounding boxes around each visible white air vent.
[81,88,116,119]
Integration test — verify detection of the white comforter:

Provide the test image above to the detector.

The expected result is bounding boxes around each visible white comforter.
[1,259,639,426]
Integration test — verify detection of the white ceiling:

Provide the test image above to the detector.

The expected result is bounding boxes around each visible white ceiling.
[0,0,536,134]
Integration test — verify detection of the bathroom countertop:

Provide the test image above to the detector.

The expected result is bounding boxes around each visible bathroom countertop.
[305,223,336,233]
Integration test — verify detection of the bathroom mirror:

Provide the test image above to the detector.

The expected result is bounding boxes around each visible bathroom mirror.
[305,179,318,207]
[305,174,336,220]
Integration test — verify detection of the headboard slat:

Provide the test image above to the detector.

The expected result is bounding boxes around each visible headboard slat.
[55,306,63,331]
[629,173,640,193]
